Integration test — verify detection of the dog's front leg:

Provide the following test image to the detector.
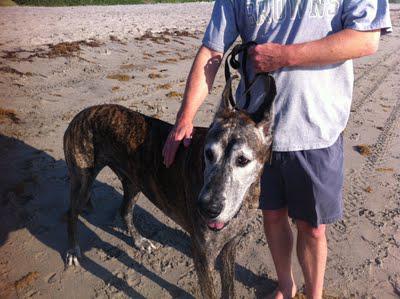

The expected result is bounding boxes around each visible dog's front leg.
[192,243,218,299]
[220,237,240,299]
[120,180,157,253]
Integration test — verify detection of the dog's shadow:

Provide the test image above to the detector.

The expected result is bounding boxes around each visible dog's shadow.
[0,134,276,298]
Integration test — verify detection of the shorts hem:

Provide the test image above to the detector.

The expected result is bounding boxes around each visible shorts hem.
[317,213,343,225]
[259,204,287,211]
[289,213,343,228]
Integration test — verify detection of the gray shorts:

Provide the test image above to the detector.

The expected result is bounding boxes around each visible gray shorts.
[259,135,344,227]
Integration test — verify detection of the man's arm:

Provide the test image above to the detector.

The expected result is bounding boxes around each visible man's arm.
[250,29,381,73]
[162,45,223,167]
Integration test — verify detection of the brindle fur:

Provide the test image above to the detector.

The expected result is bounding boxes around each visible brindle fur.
[64,80,273,298]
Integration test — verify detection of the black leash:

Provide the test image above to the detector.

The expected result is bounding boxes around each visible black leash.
[224,41,256,109]
[224,41,276,122]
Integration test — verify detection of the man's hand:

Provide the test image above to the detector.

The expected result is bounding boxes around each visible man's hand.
[249,43,290,73]
[162,119,194,168]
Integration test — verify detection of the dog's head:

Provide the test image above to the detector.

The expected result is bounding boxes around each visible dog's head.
[197,75,275,231]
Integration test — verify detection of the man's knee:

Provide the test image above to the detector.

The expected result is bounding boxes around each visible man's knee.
[296,220,326,239]
[262,208,288,226]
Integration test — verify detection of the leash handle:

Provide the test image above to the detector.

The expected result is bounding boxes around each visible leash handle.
[223,41,277,123]
[224,41,257,109]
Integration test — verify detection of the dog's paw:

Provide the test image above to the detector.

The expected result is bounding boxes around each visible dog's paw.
[65,246,82,267]
[135,238,157,254]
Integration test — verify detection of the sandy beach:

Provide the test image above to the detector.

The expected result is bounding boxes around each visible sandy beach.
[1,3,400,298]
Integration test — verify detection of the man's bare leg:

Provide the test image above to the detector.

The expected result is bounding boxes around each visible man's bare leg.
[296,220,327,299]
[263,208,297,299]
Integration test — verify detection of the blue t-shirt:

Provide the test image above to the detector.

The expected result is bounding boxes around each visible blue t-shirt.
[202,0,392,151]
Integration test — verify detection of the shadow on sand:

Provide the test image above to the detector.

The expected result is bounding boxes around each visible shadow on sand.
[0,134,276,298]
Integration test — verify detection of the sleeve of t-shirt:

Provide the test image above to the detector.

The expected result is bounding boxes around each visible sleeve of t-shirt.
[202,0,240,53]
[342,0,392,34]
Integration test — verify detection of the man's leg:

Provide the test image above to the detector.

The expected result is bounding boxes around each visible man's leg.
[296,220,327,299]
[263,208,297,299]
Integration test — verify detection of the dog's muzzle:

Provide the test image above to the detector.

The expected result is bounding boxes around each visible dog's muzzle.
[198,200,223,219]
[197,200,226,231]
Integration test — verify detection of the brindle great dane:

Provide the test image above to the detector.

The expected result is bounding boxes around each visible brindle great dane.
[64,73,275,298]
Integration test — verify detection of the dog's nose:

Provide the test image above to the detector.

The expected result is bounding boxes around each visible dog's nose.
[198,200,223,219]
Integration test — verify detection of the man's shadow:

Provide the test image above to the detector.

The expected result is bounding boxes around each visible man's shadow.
[0,134,276,298]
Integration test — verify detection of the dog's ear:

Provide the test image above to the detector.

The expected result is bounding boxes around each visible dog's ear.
[257,112,273,142]
[250,74,276,124]
[215,75,238,118]
[256,105,274,143]
[254,75,276,141]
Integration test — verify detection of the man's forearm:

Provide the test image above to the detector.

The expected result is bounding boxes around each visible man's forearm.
[177,46,222,124]
[251,29,381,72]
[286,29,381,67]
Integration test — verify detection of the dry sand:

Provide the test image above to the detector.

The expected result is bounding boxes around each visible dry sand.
[0,3,212,49]
[1,3,400,298]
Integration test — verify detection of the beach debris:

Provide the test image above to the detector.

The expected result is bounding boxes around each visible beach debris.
[112,86,120,91]
[177,52,192,60]
[375,167,394,173]
[143,52,154,58]
[364,186,373,193]
[0,107,20,124]
[1,48,37,61]
[7,40,103,60]
[166,91,183,98]
[0,66,32,77]
[120,63,135,70]
[380,104,392,108]
[47,42,81,57]
[173,39,185,45]
[14,272,39,292]
[135,31,170,44]
[156,50,169,55]
[46,40,102,57]
[83,39,102,47]
[148,73,162,79]
[163,29,197,38]
[135,29,197,44]
[50,93,62,97]
[159,58,178,64]
[353,144,372,156]
[109,35,126,45]
[157,83,172,90]
[1,50,17,60]
[107,74,130,82]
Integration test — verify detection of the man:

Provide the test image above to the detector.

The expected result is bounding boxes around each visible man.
[162,0,392,298]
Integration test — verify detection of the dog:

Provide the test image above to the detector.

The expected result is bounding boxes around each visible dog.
[63,77,274,298]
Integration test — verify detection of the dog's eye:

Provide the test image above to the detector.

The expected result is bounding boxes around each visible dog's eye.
[205,149,214,162]
[236,155,250,167]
